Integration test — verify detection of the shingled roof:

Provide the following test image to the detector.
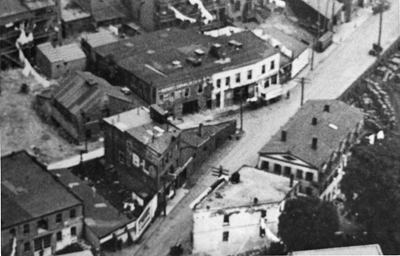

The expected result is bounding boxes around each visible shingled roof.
[259,100,364,168]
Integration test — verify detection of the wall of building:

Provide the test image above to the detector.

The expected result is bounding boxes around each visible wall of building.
[193,203,281,255]
[291,48,310,78]
[51,103,81,141]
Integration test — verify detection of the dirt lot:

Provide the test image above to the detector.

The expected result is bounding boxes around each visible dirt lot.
[0,69,100,165]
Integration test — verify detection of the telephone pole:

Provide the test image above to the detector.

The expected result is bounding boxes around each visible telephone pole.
[377,2,383,57]
[294,77,311,106]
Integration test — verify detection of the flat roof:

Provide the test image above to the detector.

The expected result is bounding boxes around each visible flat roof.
[54,169,132,238]
[37,42,86,63]
[82,30,119,49]
[292,244,383,255]
[94,28,279,88]
[259,100,364,168]
[1,151,81,228]
[197,166,297,210]
[61,0,90,22]
[103,107,152,131]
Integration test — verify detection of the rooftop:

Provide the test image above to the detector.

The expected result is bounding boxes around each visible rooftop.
[1,151,81,228]
[94,28,279,88]
[197,166,297,210]
[37,42,86,63]
[259,100,364,168]
[292,244,383,255]
[54,168,132,238]
[0,0,55,21]
[61,0,90,22]
[181,121,235,147]
[53,71,131,117]
[81,30,119,49]
[301,0,343,19]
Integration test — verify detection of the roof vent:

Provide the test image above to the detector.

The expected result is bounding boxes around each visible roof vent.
[159,33,169,38]
[329,124,338,130]
[312,137,318,150]
[323,104,330,112]
[195,49,205,55]
[186,57,202,67]
[172,60,181,66]
[146,50,155,54]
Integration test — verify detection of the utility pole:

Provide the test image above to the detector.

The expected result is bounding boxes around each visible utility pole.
[377,2,383,57]
[294,77,311,106]
[239,88,244,132]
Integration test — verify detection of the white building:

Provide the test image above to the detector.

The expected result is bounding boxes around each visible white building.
[191,166,298,256]
[258,100,364,201]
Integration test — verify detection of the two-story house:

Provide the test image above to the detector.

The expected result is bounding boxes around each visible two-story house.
[1,151,84,256]
[257,100,364,200]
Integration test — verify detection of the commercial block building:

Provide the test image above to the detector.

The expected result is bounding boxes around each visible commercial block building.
[258,100,364,200]
[192,166,298,256]
[1,151,83,256]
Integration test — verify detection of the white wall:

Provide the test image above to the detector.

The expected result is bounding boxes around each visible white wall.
[291,48,310,78]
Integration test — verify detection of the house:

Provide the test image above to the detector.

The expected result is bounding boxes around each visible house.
[92,28,281,117]
[103,106,181,215]
[1,151,84,256]
[36,42,87,79]
[258,100,364,201]
[191,166,298,256]
[50,71,134,142]
[0,0,60,68]
[175,121,237,188]
[291,244,383,255]
[254,27,310,84]
[286,0,344,33]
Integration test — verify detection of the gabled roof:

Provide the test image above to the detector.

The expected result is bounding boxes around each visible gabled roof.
[1,151,81,229]
[54,71,130,117]
[37,42,86,63]
[292,244,383,255]
[259,100,364,168]
[53,169,132,238]
[94,28,279,89]
[301,0,343,19]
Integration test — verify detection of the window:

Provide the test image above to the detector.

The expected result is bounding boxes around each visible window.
[247,70,252,80]
[56,213,62,223]
[270,60,275,70]
[10,228,16,236]
[271,74,277,85]
[261,209,267,218]
[216,79,221,88]
[226,77,230,86]
[23,224,29,234]
[273,164,282,175]
[24,242,30,252]
[260,160,269,171]
[264,79,270,88]
[71,227,77,236]
[262,64,266,74]
[283,166,291,177]
[296,169,303,179]
[223,214,230,225]
[305,172,314,182]
[70,209,76,218]
[198,84,203,93]
[184,88,190,97]
[159,94,164,102]
[222,231,229,241]
[236,73,241,83]
[56,232,62,241]
[119,151,125,164]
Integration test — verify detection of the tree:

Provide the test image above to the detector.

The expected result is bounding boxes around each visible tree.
[278,197,339,252]
[341,133,400,255]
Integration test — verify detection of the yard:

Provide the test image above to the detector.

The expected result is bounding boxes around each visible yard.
[0,69,101,164]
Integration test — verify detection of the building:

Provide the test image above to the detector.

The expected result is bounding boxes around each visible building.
[175,121,237,188]
[92,28,281,117]
[80,30,119,67]
[103,106,181,215]
[192,166,298,256]
[286,0,343,33]
[291,244,383,255]
[258,100,364,200]
[254,27,310,84]
[1,151,84,256]
[50,71,134,142]
[36,42,86,79]
[60,0,91,38]
[0,0,60,68]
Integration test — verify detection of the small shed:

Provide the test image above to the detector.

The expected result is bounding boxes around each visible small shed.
[36,42,87,79]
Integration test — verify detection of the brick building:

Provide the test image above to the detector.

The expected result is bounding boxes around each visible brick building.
[1,151,83,256]
[91,28,280,118]
[257,100,364,200]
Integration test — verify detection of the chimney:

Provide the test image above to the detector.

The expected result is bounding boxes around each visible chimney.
[312,117,318,126]
[323,105,330,112]
[312,137,318,150]
[198,123,203,137]
[281,130,287,142]
[152,134,155,143]
[253,197,258,204]
[290,174,294,188]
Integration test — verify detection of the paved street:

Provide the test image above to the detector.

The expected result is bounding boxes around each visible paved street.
[108,2,400,255]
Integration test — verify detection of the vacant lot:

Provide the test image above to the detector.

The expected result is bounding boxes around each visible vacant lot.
[0,69,100,164]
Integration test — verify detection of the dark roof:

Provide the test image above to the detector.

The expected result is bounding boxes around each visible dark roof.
[261,27,308,58]
[1,151,81,228]
[53,169,132,238]
[117,168,157,200]
[259,100,364,168]
[89,0,125,22]
[181,121,235,147]
[54,71,131,117]
[94,28,279,88]
[0,0,54,21]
